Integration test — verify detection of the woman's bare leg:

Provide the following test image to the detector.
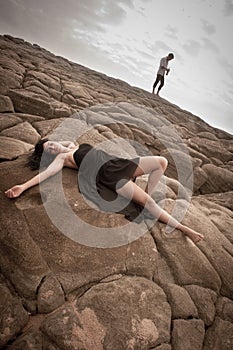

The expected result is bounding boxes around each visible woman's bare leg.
[117,180,204,244]
[133,156,168,195]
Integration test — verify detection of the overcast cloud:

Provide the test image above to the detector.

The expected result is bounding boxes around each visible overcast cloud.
[0,0,232,134]
[223,0,233,16]
[201,19,216,35]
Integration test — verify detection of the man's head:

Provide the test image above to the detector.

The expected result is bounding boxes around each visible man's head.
[168,53,174,60]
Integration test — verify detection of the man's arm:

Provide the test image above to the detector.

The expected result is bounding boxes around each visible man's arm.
[160,57,169,72]
[5,154,66,198]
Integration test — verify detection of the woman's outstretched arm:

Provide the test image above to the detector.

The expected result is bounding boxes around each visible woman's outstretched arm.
[5,153,66,198]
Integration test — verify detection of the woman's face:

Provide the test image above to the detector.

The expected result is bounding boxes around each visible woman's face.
[43,141,62,155]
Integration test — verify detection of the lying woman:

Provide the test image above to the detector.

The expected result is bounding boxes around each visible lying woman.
[5,139,204,244]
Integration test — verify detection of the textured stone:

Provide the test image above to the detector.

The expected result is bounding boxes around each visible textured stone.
[13,112,45,123]
[0,136,33,160]
[192,166,208,193]
[154,345,171,350]
[32,119,64,138]
[151,201,222,293]
[0,68,22,95]
[172,319,205,350]
[8,329,43,350]
[63,81,92,100]
[162,283,198,319]
[0,113,22,131]
[184,285,217,326]
[0,284,29,348]
[0,94,14,112]
[37,274,65,313]
[1,121,41,144]
[202,191,233,211]
[0,197,51,300]
[26,70,61,91]
[42,304,106,350]
[8,89,54,117]
[215,297,233,323]
[187,136,232,162]
[203,317,233,350]
[200,163,233,194]
[75,276,171,349]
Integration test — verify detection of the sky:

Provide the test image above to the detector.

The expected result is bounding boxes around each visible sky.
[0,0,233,135]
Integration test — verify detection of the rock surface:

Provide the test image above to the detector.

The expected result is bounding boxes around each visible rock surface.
[0,34,233,349]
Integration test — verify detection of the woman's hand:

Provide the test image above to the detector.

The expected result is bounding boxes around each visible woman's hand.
[5,185,25,198]
[67,142,76,149]
[60,141,77,150]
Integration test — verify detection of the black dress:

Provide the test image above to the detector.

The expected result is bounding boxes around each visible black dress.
[73,143,145,221]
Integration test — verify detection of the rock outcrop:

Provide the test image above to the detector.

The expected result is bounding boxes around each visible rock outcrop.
[0,35,233,349]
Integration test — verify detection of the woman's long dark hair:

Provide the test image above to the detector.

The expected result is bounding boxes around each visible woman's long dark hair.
[27,138,56,170]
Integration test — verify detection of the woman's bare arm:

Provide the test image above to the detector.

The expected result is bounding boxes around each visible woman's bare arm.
[5,154,66,198]
[59,141,76,149]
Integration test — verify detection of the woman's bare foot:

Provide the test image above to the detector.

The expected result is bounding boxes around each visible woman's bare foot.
[180,225,204,244]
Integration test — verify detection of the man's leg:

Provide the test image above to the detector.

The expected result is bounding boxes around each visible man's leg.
[157,75,164,95]
[152,75,160,93]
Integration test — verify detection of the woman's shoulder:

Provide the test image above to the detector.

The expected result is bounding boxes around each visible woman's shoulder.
[80,143,92,147]
[78,143,93,151]
[72,143,93,157]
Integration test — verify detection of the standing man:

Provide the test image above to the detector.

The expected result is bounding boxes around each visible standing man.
[152,53,174,95]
